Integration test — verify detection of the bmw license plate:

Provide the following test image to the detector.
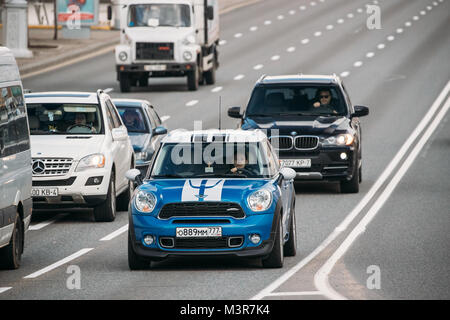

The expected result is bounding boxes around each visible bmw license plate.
[176,227,222,238]
[144,64,166,71]
[31,188,58,197]
[281,159,311,168]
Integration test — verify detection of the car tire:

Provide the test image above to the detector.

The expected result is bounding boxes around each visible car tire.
[128,230,150,270]
[93,172,116,222]
[119,73,131,93]
[204,50,217,85]
[187,66,199,91]
[262,217,284,268]
[284,200,297,257]
[0,211,23,270]
[340,163,360,193]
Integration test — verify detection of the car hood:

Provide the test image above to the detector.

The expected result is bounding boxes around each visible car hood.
[138,178,277,212]
[30,135,105,160]
[128,133,150,152]
[242,115,350,136]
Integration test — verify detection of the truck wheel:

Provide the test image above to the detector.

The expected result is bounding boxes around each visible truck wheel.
[262,218,284,268]
[0,211,23,270]
[128,230,150,270]
[187,67,199,91]
[93,172,116,222]
[119,73,131,93]
[204,65,216,85]
[284,200,297,257]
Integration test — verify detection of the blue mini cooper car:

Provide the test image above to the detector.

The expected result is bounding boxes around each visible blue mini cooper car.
[125,129,297,269]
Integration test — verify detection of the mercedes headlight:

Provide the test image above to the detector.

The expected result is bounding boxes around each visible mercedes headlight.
[76,154,105,172]
[247,189,272,212]
[134,191,157,213]
[323,134,354,146]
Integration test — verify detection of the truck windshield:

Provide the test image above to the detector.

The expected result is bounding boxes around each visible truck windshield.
[128,4,191,28]
[26,103,104,135]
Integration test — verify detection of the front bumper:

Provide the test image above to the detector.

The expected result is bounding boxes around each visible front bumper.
[116,62,196,77]
[279,146,357,181]
[129,213,277,259]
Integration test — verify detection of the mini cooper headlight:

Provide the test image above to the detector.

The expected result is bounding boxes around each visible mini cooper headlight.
[247,189,272,212]
[134,191,157,213]
[323,134,354,146]
[76,153,105,172]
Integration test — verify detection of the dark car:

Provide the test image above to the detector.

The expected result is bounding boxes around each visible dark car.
[228,74,369,193]
[113,98,167,178]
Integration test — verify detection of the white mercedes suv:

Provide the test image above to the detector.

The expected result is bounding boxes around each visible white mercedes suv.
[24,90,135,222]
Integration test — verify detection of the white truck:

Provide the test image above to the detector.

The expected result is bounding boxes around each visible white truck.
[114,0,220,92]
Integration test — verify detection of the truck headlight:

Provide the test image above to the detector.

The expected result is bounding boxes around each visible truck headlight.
[247,189,272,212]
[76,154,105,172]
[323,134,354,146]
[183,51,193,61]
[134,191,157,213]
[118,51,128,62]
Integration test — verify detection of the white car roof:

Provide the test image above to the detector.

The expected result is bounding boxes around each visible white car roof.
[162,129,268,144]
[24,91,100,104]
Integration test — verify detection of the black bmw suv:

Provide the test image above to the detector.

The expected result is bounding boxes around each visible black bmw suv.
[228,74,369,193]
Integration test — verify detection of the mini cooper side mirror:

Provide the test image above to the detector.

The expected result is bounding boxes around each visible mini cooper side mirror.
[153,126,167,136]
[280,167,297,181]
[126,168,143,185]
[228,106,242,119]
[352,105,369,118]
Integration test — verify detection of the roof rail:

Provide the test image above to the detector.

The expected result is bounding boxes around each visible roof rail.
[257,74,267,83]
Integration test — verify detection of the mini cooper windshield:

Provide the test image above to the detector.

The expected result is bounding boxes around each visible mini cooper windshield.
[151,142,275,179]
[26,103,104,135]
[246,85,347,117]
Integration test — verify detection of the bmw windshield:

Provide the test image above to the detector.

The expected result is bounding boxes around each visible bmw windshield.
[151,142,276,179]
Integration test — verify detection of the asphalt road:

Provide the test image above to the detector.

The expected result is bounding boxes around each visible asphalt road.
[1,0,449,300]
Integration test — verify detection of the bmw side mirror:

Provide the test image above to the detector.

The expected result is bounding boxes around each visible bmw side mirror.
[280,167,296,181]
[352,105,369,118]
[126,168,143,185]
[153,126,167,136]
[228,106,242,119]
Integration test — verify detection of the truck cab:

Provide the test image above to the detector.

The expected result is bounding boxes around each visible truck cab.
[115,0,220,92]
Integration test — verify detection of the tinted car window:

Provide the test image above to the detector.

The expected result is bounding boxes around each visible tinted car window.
[246,85,347,116]
[117,107,149,133]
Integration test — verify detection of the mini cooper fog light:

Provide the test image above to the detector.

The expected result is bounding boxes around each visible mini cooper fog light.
[250,234,261,245]
[340,152,348,160]
[143,235,154,246]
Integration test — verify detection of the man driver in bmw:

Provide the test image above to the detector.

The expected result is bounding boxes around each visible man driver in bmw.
[312,89,339,114]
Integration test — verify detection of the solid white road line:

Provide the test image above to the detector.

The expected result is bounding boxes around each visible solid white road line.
[29,214,68,231]
[0,287,12,294]
[24,248,94,279]
[252,81,450,300]
[315,95,450,300]
[100,224,129,241]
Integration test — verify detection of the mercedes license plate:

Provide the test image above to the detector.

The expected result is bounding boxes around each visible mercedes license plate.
[176,227,222,238]
[31,188,59,197]
[144,64,166,71]
[281,159,311,168]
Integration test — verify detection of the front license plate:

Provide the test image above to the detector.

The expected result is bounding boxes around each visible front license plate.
[144,64,166,71]
[176,227,222,238]
[281,159,311,168]
[31,188,58,197]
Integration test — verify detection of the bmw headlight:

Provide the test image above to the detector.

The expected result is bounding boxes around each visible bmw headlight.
[247,189,272,212]
[135,151,148,162]
[323,134,354,146]
[118,51,128,62]
[134,191,157,213]
[183,51,193,61]
[76,154,105,172]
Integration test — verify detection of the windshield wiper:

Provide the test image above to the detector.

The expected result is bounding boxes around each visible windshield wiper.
[151,174,185,179]
[247,113,272,117]
[195,173,248,178]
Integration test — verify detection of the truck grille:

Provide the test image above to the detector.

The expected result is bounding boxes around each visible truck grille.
[158,202,245,219]
[32,158,73,177]
[294,136,319,150]
[136,42,174,60]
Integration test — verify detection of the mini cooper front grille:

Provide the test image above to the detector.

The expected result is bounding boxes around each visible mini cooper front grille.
[294,136,319,150]
[159,236,244,249]
[158,202,246,219]
[136,42,174,60]
[32,158,73,177]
